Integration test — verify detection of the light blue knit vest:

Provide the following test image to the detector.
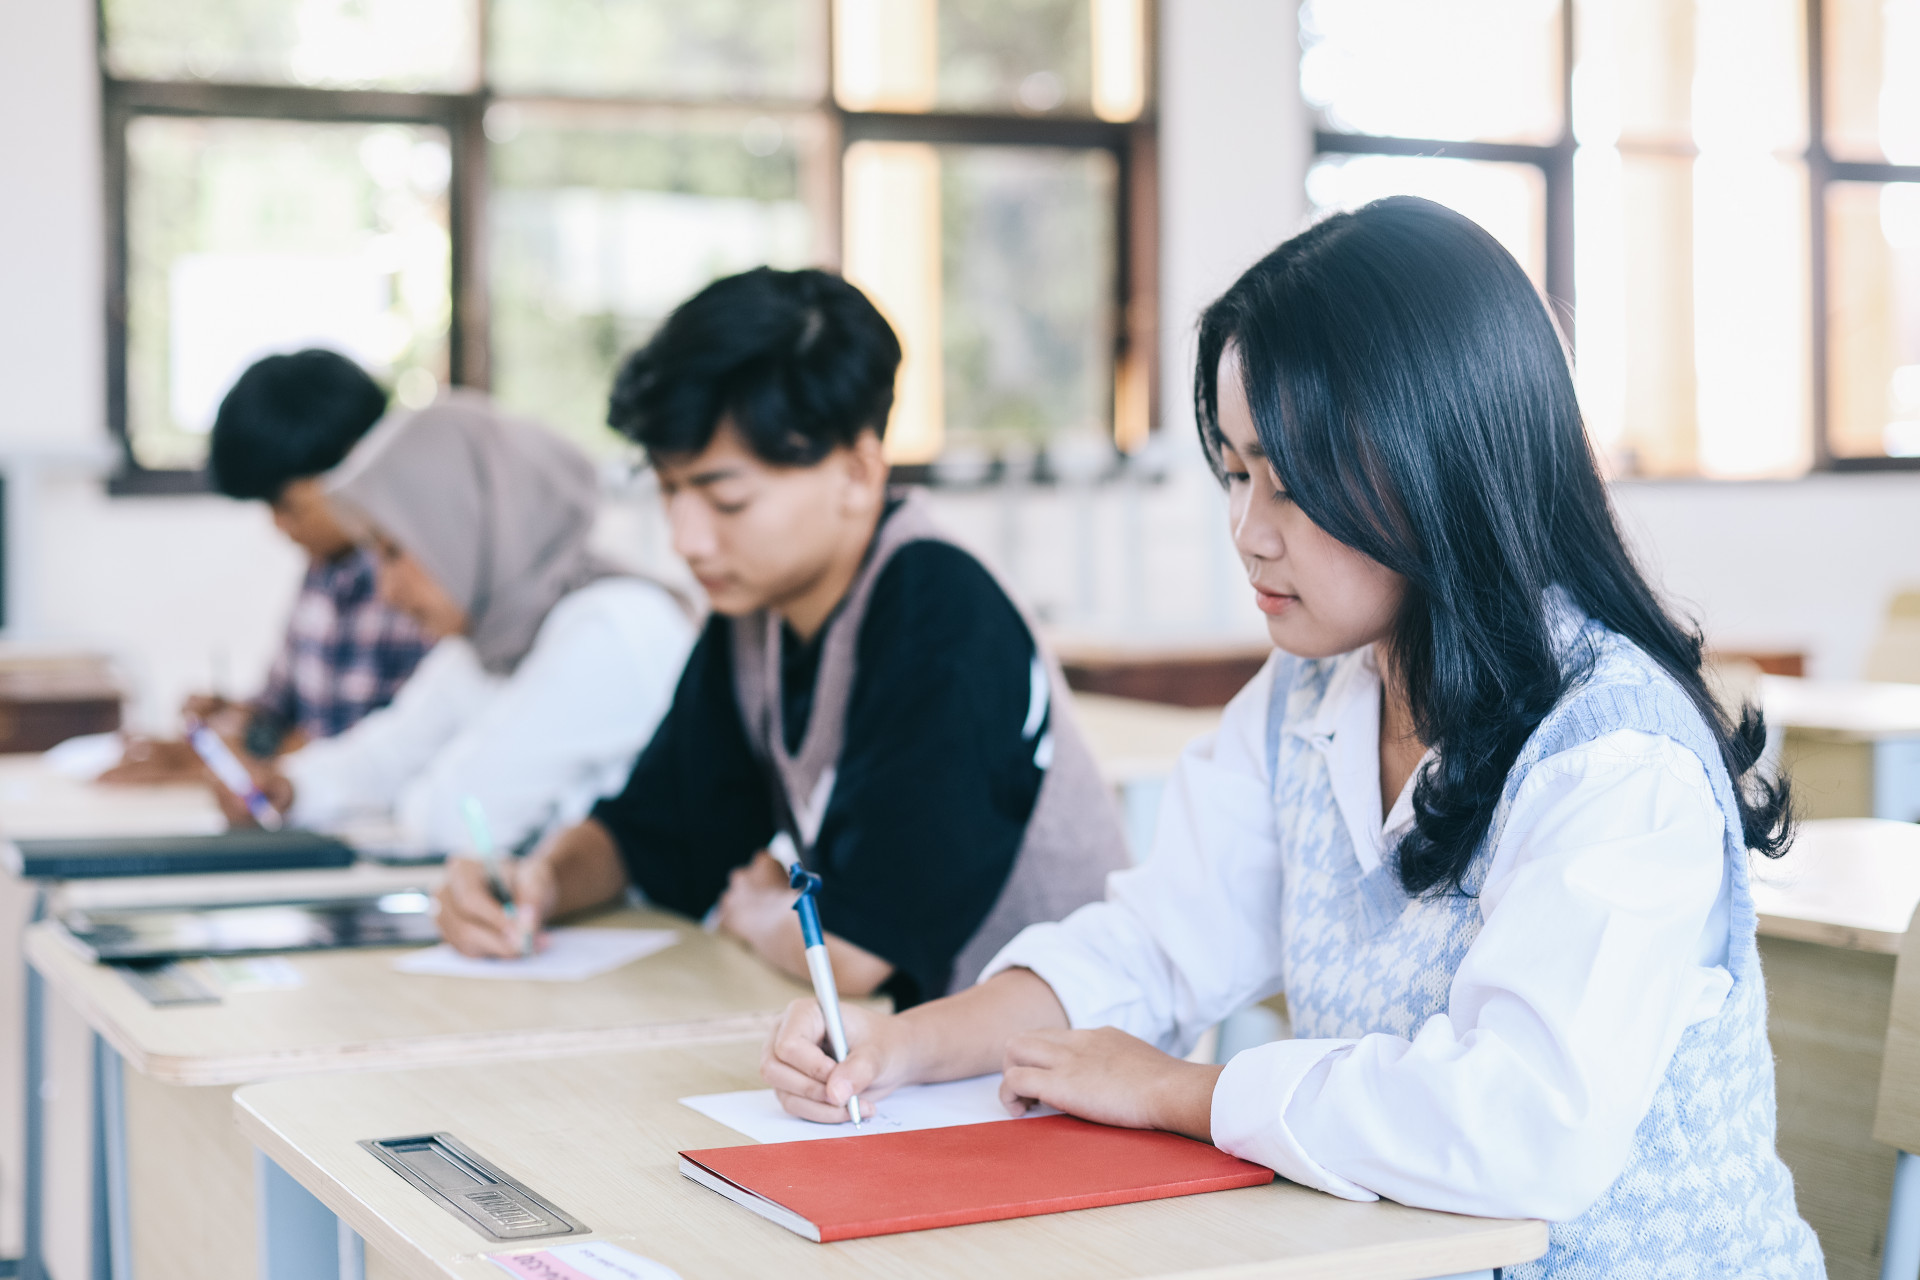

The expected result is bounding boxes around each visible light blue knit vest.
[1265,619,1824,1279]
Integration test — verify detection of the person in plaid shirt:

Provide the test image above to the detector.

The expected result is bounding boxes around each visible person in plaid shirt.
[245,541,429,754]
[207,350,430,756]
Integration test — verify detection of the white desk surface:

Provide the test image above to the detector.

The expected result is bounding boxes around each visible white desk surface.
[1075,694,1221,786]
[0,752,221,841]
[1760,675,1920,740]
[235,1040,1548,1280]
[25,907,812,1087]
[1752,819,1920,954]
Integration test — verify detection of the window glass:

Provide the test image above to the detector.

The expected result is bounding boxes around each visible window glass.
[843,140,1117,464]
[1305,154,1547,287]
[486,107,819,453]
[1690,153,1810,476]
[125,116,452,470]
[1689,0,1805,155]
[1828,182,1920,458]
[937,0,1092,115]
[1572,0,1694,147]
[1299,0,1562,144]
[1824,0,1920,163]
[103,0,478,91]
[940,145,1117,455]
[834,0,1145,120]
[1574,149,1699,475]
[488,0,824,102]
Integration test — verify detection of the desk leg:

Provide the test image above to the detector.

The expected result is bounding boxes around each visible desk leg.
[254,1151,364,1280]
[1883,1150,1920,1280]
[90,1037,131,1280]
[19,888,47,1280]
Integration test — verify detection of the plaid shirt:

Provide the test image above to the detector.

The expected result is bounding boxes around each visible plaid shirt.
[255,547,431,741]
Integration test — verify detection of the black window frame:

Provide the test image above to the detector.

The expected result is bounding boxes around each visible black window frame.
[97,0,1157,495]
[1305,0,1920,476]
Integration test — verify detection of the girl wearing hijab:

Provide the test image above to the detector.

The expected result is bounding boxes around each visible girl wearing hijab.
[237,391,697,853]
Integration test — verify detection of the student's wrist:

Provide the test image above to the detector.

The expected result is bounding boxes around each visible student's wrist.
[1153,1060,1224,1144]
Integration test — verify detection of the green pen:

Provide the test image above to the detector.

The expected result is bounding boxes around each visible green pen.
[461,796,532,957]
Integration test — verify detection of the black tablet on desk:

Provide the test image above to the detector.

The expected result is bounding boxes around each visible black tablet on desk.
[56,891,440,962]
[2,830,355,880]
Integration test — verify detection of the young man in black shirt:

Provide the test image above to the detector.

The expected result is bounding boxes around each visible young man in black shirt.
[434,268,1125,1007]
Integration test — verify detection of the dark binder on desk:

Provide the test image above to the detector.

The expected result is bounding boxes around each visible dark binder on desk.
[2,830,354,880]
[57,890,439,962]
[679,1112,1275,1242]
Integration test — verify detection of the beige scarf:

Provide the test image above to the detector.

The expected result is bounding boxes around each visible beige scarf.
[327,390,620,674]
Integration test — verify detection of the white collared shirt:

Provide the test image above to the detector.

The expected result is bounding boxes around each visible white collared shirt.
[986,647,1734,1221]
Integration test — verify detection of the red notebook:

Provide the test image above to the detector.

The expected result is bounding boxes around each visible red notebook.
[678,1113,1275,1242]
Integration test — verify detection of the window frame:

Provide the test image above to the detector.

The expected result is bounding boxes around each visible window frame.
[1806,0,1920,471]
[1305,0,1920,476]
[96,0,1156,494]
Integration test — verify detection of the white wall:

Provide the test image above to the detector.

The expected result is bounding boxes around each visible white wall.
[1615,474,1920,678]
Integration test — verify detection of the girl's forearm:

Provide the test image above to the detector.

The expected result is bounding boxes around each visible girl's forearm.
[894,967,1072,1083]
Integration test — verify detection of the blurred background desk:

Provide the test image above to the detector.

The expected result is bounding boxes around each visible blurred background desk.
[1753,818,1920,1279]
[1073,693,1222,860]
[0,747,222,1280]
[1761,676,1920,821]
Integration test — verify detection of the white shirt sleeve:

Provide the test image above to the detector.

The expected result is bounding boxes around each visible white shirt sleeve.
[1210,729,1734,1221]
[285,580,695,852]
[282,637,490,829]
[983,657,1291,1056]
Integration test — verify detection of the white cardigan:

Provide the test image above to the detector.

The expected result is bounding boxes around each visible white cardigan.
[283,578,694,853]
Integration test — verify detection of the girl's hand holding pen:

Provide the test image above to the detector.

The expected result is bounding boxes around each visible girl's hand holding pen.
[435,855,556,959]
[763,996,903,1124]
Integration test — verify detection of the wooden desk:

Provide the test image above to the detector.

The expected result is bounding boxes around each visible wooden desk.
[1074,692,1222,788]
[235,1039,1547,1280]
[0,751,224,1278]
[1751,819,1920,1279]
[0,752,222,840]
[1760,676,1920,821]
[26,908,813,1280]
[1074,695,1221,861]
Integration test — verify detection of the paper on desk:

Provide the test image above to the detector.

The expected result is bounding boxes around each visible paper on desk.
[42,732,125,781]
[489,1241,682,1280]
[681,1073,1058,1144]
[394,927,677,981]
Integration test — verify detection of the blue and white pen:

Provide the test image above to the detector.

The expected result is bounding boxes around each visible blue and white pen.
[789,862,862,1127]
[184,718,283,829]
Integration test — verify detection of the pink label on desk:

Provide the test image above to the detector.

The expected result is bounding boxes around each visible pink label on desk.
[490,1243,680,1280]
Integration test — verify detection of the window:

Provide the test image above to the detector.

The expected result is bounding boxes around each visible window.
[101,0,1154,489]
[1299,0,1920,477]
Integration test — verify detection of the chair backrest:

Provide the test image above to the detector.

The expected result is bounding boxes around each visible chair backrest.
[1874,902,1920,1153]
[1864,591,1920,685]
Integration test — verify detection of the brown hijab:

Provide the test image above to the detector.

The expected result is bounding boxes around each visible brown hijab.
[327,390,620,674]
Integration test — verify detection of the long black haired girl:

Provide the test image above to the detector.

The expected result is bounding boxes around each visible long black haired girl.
[763,196,1822,1279]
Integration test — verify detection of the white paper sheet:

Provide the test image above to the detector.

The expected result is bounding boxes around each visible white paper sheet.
[680,1073,1058,1144]
[394,927,678,981]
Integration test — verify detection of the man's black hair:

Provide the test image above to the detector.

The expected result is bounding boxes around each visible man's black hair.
[607,267,902,466]
[208,349,390,500]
